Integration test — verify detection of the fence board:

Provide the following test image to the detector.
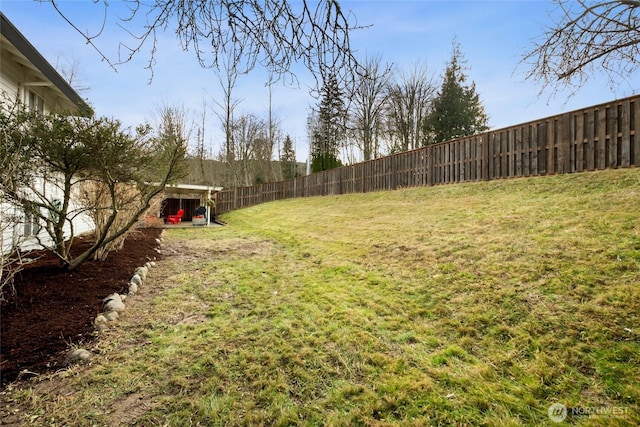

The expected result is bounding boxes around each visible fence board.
[585,109,595,170]
[621,99,631,168]
[515,127,522,177]
[547,119,555,175]
[633,100,640,166]
[596,108,606,169]
[575,113,584,172]
[530,124,538,175]
[608,104,618,168]
[521,126,529,176]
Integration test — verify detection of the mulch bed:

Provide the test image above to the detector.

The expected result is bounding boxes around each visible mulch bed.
[0,228,163,387]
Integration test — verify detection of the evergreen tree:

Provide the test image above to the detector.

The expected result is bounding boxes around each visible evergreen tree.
[423,41,489,145]
[280,134,298,179]
[311,73,345,172]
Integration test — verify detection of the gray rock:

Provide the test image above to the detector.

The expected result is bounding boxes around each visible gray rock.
[135,266,148,280]
[64,348,92,366]
[103,292,121,303]
[105,299,125,312]
[128,282,138,295]
[103,293,125,312]
[94,315,109,331]
[130,274,142,286]
[105,311,119,321]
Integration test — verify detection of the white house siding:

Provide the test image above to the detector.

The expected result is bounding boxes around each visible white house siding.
[0,67,19,102]
[0,41,21,94]
[1,13,94,256]
[0,178,95,255]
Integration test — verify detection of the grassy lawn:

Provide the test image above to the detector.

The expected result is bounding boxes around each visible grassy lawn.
[3,168,640,426]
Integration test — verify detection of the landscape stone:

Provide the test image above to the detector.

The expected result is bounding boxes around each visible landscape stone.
[129,282,138,295]
[135,266,148,280]
[103,293,125,312]
[105,311,119,321]
[94,315,109,331]
[64,348,92,366]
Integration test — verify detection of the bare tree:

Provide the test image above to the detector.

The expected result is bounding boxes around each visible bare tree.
[523,0,640,95]
[384,64,437,153]
[266,79,284,182]
[55,55,90,95]
[46,0,360,84]
[212,52,244,187]
[232,113,268,186]
[190,98,208,183]
[349,54,392,161]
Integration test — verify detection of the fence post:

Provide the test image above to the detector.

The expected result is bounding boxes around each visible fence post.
[425,146,432,186]
[482,133,490,181]
[620,99,631,168]
[560,112,572,173]
[233,187,238,210]
[608,104,618,168]
[634,98,640,166]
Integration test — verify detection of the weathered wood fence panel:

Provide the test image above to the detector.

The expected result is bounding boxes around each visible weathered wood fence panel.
[215,95,639,215]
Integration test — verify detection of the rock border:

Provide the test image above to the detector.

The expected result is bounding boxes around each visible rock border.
[63,233,163,366]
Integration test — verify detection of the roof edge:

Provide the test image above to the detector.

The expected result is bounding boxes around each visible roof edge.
[1,11,91,114]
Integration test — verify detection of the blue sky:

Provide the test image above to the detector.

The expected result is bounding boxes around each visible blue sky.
[2,0,639,162]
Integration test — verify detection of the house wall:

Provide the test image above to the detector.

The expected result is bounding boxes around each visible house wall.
[1,29,81,113]
[1,176,94,255]
[1,23,94,256]
[0,57,64,115]
[0,59,20,102]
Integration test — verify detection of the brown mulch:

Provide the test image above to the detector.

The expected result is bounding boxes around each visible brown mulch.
[0,228,163,388]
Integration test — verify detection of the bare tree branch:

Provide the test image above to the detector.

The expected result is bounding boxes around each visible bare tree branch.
[46,0,118,72]
[44,0,363,86]
[522,0,640,97]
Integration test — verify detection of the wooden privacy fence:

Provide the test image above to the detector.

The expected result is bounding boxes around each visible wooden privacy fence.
[217,95,639,214]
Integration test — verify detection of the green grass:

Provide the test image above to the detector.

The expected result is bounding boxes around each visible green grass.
[3,168,640,426]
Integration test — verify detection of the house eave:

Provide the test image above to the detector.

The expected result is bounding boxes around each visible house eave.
[0,11,91,114]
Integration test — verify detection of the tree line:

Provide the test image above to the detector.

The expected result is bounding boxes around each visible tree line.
[189,39,489,185]
[309,40,489,173]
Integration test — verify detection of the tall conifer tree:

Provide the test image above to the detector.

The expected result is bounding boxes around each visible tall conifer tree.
[311,73,345,172]
[280,134,298,179]
[424,41,489,145]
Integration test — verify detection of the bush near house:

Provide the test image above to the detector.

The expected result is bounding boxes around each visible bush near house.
[0,101,187,271]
